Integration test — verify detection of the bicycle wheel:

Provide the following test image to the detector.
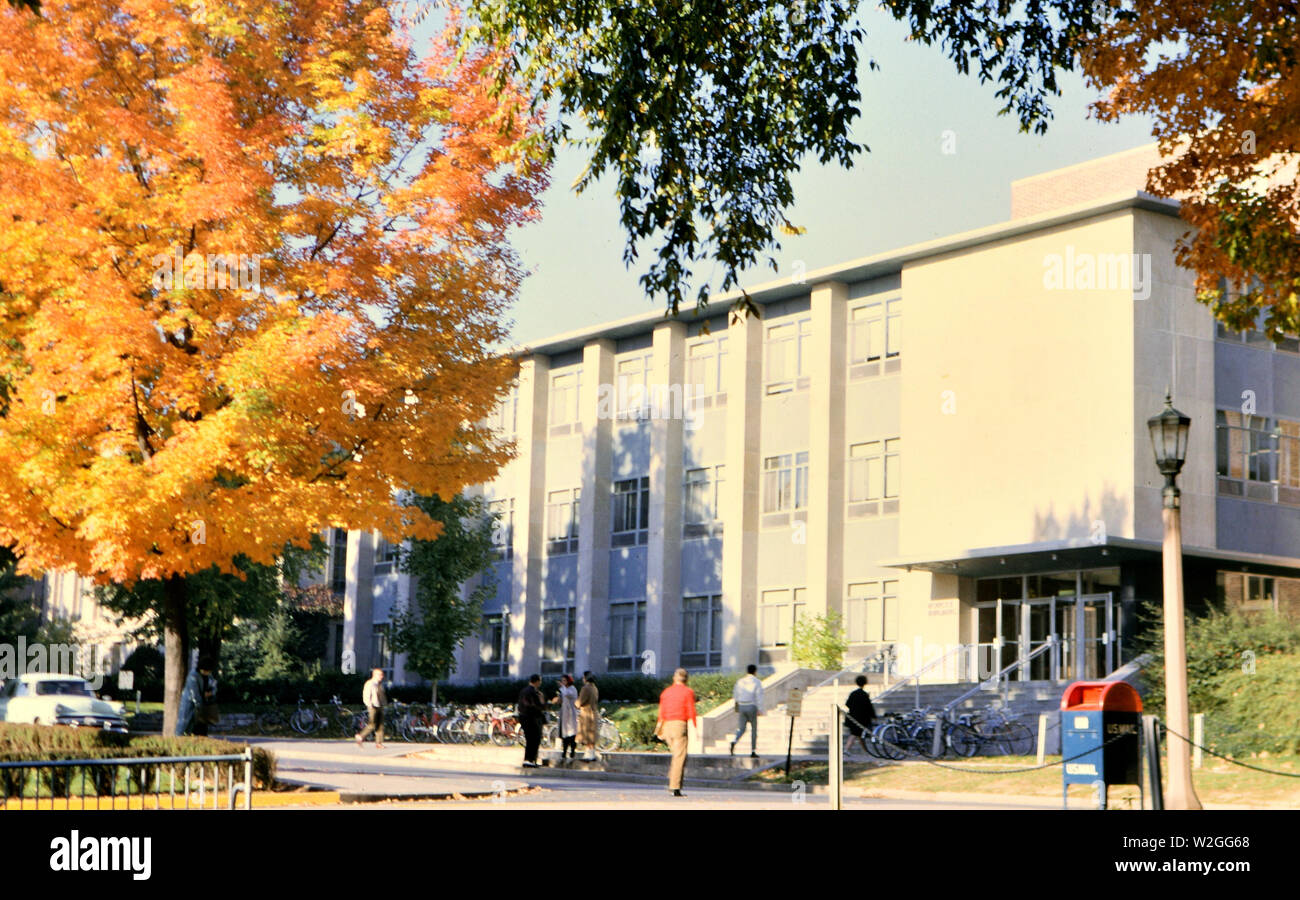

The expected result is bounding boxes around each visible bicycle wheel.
[947,723,980,758]
[1000,722,1034,756]
[912,723,940,759]
[290,707,315,735]
[597,721,621,752]
[490,719,514,747]
[874,723,907,761]
[258,709,288,736]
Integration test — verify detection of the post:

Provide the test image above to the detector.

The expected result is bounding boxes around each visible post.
[1161,494,1202,809]
[1192,713,1204,770]
[829,704,843,810]
[244,747,253,810]
[1142,714,1164,811]
[784,717,795,778]
[1036,713,1048,766]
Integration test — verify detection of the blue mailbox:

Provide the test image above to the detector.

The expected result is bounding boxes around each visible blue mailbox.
[1060,681,1142,809]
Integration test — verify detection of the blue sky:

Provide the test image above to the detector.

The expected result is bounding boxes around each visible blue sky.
[491,11,1157,346]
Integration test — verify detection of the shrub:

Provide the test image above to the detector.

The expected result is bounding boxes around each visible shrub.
[1201,653,1300,756]
[121,645,166,702]
[0,723,276,790]
[1137,602,1300,713]
[791,612,847,671]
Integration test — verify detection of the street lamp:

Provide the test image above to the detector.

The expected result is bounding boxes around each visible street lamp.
[1146,393,1201,810]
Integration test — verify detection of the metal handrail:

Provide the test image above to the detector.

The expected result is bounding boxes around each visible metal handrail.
[942,636,1057,717]
[875,643,975,708]
[809,646,897,693]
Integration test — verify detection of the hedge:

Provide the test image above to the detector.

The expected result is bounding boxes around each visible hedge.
[0,723,276,792]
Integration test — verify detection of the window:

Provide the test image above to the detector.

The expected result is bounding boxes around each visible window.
[489,498,514,561]
[330,528,349,596]
[479,613,510,678]
[759,588,807,647]
[762,452,809,515]
[488,384,518,435]
[681,595,722,668]
[1242,576,1277,614]
[546,488,581,555]
[373,535,399,573]
[1215,306,1300,353]
[683,465,725,537]
[846,581,900,644]
[370,624,394,680]
[1217,411,1300,504]
[608,601,647,671]
[541,607,576,674]
[765,317,812,394]
[550,371,581,431]
[848,439,900,516]
[849,298,902,376]
[615,354,653,420]
[686,336,729,405]
[612,477,650,546]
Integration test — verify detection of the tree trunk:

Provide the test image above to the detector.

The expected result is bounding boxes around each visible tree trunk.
[430,681,437,705]
[162,574,189,736]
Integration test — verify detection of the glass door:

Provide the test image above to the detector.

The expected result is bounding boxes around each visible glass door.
[1024,599,1055,681]
[1060,592,1115,679]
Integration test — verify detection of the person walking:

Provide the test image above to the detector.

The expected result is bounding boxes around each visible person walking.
[356,668,387,749]
[730,664,764,758]
[517,674,546,767]
[576,671,600,761]
[656,668,698,797]
[553,674,579,761]
[844,675,877,753]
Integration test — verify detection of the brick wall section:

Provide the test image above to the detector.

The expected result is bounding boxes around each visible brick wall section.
[1010,144,1166,219]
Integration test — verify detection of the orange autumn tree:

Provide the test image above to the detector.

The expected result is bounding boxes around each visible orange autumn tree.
[0,1,546,732]
[1081,2,1300,336]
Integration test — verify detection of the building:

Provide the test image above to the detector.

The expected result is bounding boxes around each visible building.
[331,144,1300,687]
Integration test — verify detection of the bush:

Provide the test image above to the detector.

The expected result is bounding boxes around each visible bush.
[1137,602,1300,714]
[0,723,276,791]
[792,612,847,670]
[1200,653,1300,757]
[606,704,661,749]
[121,645,166,702]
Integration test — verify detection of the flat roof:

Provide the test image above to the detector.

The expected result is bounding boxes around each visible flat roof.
[511,190,1182,358]
[881,536,1300,579]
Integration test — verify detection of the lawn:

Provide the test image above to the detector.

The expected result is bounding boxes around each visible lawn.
[749,753,1300,808]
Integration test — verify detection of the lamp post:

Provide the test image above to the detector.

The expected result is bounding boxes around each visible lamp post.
[1147,393,1201,810]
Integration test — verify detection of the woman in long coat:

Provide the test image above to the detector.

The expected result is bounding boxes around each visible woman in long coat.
[554,674,580,760]
[576,672,600,760]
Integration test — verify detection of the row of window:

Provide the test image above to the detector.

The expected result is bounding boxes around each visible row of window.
[486,299,904,435]
[487,440,901,559]
[475,579,900,676]
[1216,410,1300,505]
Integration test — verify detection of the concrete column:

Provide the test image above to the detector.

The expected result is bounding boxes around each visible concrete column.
[342,529,374,673]
[808,281,849,620]
[646,321,687,672]
[509,355,550,677]
[721,312,763,669]
[576,339,615,674]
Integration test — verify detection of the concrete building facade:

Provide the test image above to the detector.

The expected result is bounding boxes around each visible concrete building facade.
[322,148,1300,686]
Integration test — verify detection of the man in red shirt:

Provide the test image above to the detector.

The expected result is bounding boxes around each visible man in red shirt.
[656,668,698,796]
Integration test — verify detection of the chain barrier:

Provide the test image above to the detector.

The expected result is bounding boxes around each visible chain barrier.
[835,705,1130,775]
[1160,722,1300,779]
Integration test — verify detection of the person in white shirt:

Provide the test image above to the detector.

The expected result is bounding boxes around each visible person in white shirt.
[356,668,387,749]
[730,665,764,758]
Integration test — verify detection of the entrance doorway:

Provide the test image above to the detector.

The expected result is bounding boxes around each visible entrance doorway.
[975,582,1118,682]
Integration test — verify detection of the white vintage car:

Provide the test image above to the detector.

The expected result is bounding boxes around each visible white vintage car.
[0,673,129,733]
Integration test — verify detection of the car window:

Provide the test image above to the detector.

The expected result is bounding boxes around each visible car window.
[34,680,92,696]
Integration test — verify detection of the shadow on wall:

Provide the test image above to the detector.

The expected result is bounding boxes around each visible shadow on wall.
[1032,483,1131,545]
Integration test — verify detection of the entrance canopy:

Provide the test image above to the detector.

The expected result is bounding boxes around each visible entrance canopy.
[880,536,1300,580]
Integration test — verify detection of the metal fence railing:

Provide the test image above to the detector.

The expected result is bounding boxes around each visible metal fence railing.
[0,749,253,810]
